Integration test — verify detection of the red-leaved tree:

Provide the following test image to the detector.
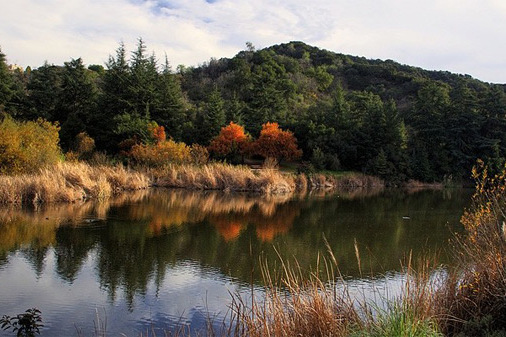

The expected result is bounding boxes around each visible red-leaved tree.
[252,122,302,164]
[208,122,250,162]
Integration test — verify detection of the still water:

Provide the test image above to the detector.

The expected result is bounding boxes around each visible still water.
[0,188,472,336]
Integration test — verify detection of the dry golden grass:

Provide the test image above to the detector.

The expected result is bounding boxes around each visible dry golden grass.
[149,163,297,194]
[148,163,383,195]
[434,162,506,335]
[232,257,360,337]
[230,247,443,337]
[0,162,149,204]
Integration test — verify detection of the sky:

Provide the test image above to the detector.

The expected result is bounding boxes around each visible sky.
[1,0,505,83]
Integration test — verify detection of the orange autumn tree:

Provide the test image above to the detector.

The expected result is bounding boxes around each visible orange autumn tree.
[208,122,250,163]
[252,122,302,164]
[149,124,166,144]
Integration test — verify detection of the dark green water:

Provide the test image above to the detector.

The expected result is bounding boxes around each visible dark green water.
[0,187,472,336]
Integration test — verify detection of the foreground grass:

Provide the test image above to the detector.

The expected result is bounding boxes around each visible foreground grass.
[0,162,149,204]
[228,247,444,337]
[433,162,506,336]
[173,163,503,337]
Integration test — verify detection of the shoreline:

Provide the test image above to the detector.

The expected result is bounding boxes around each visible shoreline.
[0,162,385,205]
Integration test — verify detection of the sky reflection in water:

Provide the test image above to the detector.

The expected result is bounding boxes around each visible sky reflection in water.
[0,187,472,336]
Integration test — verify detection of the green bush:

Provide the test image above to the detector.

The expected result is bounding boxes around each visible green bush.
[310,146,325,170]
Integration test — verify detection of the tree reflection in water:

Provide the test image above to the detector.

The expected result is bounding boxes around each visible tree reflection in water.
[0,187,471,310]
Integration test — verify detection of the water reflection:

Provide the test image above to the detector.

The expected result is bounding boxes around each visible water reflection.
[0,188,472,282]
[0,187,472,336]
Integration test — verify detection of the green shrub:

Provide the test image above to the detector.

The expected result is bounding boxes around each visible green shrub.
[0,308,43,337]
[325,153,341,171]
[310,146,325,170]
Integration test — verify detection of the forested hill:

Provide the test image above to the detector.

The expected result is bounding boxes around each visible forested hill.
[1,40,505,183]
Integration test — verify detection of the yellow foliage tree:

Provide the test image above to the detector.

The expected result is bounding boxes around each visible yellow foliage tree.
[129,139,192,166]
[0,115,61,174]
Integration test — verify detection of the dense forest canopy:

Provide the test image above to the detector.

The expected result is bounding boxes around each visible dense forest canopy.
[0,40,505,183]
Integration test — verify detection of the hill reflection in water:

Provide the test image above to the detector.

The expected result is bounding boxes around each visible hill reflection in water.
[0,187,472,336]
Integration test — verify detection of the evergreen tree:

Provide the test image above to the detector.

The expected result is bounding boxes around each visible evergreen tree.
[57,58,98,149]
[26,62,63,121]
[479,85,506,172]
[4,67,29,118]
[408,81,451,180]
[225,92,245,124]
[154,56,186,140]
[97,42,132,151]
[244,51,293,134]
[0,48,14,111]
[128,38,159,117]
[446,81,483,178]
[195,87,226,145]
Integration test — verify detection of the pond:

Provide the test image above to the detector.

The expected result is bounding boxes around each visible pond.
[0,187,473,336]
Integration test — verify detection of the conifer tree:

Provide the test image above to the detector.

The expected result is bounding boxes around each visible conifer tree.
[0,47,14,111]
[128,38,159,117]
[155,56,186,140]
[96,42,132,150]
[58,58,98,149]
[27,62,63,121]
[195,87,226,145]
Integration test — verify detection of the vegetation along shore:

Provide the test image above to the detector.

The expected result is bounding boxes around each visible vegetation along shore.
[0,112,383,204]
[1,40,505,189]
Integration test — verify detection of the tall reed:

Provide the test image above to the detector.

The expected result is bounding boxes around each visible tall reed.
[149,163,383,195]
[231,250,442,337]
[149,163,296,194]
[435,161,506,335]
[232,256,359,337]
[0,162,149,204]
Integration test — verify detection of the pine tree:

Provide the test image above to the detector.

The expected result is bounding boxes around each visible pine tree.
[480,85,506,172]
[128,38,159,117]
[26,62,63,121]
[244,51,293,134]
[225,92,245,124]
[446,81,483,178]
[154,56,186,140]
[0,47,14,111]
[409,81,452,180]
[57,58,98,149]
[96,42,132,151]
[196,87,226,145]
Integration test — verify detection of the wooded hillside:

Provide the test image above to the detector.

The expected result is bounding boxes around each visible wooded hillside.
[1,40,505,182]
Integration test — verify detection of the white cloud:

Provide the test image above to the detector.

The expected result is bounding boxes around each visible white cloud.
[0,0,505,83]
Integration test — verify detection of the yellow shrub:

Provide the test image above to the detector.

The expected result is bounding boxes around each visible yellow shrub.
[0,115,61,174]
[74,132,95,158]
[190,144,209,165]
[130,139,192,166]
